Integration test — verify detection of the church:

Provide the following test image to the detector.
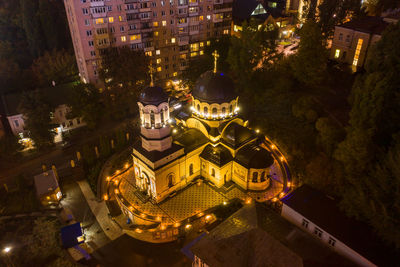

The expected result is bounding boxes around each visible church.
[132,53,276,203]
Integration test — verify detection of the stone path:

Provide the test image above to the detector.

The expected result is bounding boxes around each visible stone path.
[77,180,123,240]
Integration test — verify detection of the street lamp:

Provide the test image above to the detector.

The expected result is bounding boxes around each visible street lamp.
[3,246,14,267]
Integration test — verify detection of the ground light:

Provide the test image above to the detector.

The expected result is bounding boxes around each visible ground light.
[3,247,11,253]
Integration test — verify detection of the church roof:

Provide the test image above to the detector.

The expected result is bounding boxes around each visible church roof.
[138,86,168,106]
[174,128,208,153]
[221,122,256,149]
[192,71,236,104]
[235,141,274,169]
[200,144,233,167]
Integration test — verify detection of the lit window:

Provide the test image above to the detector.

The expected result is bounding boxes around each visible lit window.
[199,15,203,21]
[173,72,178,77]
[156,50,161,55]
[157,66,162,72]
[353,38,363,66]
[154,31,159,36]
[156,58,162,64]
[334,49,340,59]
[121,36,126,42]
[223,29,229,35]
[77,236,85,243]
[153,21,158,27]
[109,17,114,23]
[145,51,152,56]
[171,37,176,43]
[95,18,104,24]
[119,15,123,21]
[207,15,211,20]
[199,50,204,55]
[207,40,211,46]
[190,52,198,57]
[199,42,204,47]
[130,35,140,41]
[162,20,167,26]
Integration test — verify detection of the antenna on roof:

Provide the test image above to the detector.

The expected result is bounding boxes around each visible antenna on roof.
[212,50,219,73]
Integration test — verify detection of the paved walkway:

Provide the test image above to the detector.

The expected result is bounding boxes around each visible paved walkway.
[77,180,123,241]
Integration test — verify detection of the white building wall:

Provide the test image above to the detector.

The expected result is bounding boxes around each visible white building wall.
[281,204,377,267]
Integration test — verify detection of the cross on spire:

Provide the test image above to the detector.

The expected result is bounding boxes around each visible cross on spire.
[149,64,155,87]
[212,50,219,73]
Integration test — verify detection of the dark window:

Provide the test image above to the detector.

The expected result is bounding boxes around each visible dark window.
[197,104,200,112]
[302,219,309,229]
[328,237,336,247]
[260,171,266,182]
[160,109,164,124]
[204,106,208,115]
[252,172,258,183]
[189,164,193,175]
[212,108,217,115]
[222,107,226,115]
[211,168,215,177]
[150,110,155,126]
[168,174,174,187]
[314,227,323,238]
[229,105,233,113]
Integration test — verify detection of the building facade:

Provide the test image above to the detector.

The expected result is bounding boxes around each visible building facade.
[330,16,389,70]
[63,0,233,84]
[131,66,277,204]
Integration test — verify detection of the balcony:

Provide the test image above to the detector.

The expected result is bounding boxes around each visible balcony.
[90,0,104,7]
[178,36,189,45]
[189,30,199,35]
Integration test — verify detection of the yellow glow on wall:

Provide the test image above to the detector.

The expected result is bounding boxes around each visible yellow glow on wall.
[353,38,363,66]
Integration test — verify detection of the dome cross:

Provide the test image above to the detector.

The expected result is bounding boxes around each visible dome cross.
[212,50,219,73]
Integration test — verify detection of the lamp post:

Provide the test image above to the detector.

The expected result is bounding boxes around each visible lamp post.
[3,246,14,267]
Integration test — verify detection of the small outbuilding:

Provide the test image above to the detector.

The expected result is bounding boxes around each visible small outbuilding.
[60,222,85,249]
[33,169,62,206]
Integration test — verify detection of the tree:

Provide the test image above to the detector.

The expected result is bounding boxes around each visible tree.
[227,19,278,87]
[67,83,103,129]
[18,90,55,148]
[317,0,364,37]
[315,117,345,156]
[20,0,45,58]
[27,217,59,261]
[334,22,400,248]
[182,36,232,86]
[290,20,327,87]
[99,47,149,119]
[31,49,78,87]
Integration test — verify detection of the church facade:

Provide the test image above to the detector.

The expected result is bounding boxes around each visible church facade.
[132,67,276,203]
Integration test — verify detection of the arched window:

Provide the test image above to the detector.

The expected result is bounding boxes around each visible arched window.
[222,107,226,115]
[167,173,174,187]
[252,172,258,183]
[150,110,155,126]
[204,106,208,116]
[260,171,266,182]
[229,105,233,113]
[160,109,164,124]
[189,164,194,176]
[212,108,217,116]
[211,168,215,177]
[197,104,200,112]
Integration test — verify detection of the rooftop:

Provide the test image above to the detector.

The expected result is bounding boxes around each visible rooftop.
[337,16,389,35]
[33,169,59,196]
[191,203,354,267]
[281,185,399,266]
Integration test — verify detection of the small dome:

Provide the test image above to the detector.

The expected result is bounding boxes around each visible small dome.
[192,71,236,104]
[235,142,274,169]
[139,86,168,106]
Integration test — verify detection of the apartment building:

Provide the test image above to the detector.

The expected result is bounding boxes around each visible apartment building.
[63,0,233,85]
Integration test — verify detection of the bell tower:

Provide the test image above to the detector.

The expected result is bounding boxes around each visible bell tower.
[137,69,172,152]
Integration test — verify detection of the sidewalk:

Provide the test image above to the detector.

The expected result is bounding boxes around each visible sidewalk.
[77,180,123,241]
